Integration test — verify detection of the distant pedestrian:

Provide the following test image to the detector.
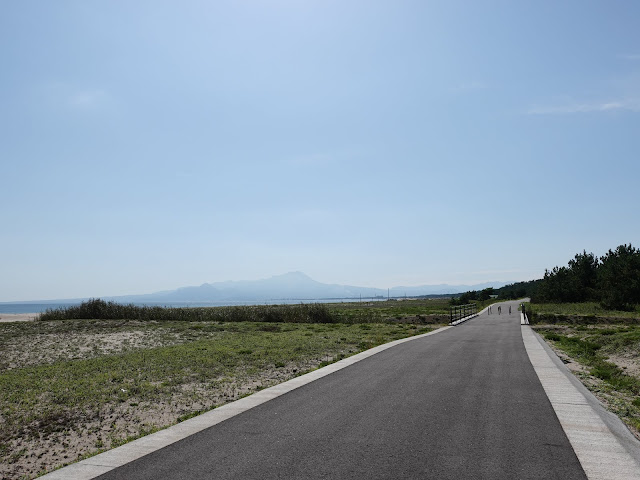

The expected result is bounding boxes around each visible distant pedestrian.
[509,306,512,315]
[498,306,501,315]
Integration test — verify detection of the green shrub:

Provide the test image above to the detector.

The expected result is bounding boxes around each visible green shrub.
[39,299,339,324]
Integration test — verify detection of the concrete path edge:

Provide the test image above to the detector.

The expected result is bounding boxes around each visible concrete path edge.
[39,325,453,480]
[521,325,640,479]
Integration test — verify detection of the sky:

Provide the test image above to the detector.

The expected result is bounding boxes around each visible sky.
[2,0,640,302]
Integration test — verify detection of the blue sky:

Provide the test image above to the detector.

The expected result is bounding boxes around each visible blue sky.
[2,1,639,301]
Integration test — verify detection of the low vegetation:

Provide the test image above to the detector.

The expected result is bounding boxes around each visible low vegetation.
[327,298,450,323]
[39,298,452,325]
[527,302,640,324]
[39,299,335,323]
[1,300,444,479]
[533,322,640,435]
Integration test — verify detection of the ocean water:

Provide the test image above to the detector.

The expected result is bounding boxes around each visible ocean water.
[0,303,83,314]
[0,298,385,314]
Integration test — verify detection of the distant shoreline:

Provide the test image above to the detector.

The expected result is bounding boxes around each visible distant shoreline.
[0,298,392,315]
[0,295,454,316]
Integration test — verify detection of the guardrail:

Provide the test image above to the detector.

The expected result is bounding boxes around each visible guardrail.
[449,303,477,325]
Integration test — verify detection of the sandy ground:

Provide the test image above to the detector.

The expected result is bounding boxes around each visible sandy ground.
[0,320,358,479]
[1,361,321,480]
[1,329,187,370]
[608,353,640,377]
[0,313,38,322]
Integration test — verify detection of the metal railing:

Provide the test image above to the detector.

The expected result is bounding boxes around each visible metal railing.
[449,303,477,324]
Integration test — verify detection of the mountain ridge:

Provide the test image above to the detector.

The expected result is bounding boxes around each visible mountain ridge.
[2,272,509,304]
[105,272,507,303]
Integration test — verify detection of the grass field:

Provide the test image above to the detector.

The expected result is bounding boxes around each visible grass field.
[0,302,443,479]
[327,298,452,323]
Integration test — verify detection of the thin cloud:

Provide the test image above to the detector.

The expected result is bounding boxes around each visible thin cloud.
[526,99,640,115]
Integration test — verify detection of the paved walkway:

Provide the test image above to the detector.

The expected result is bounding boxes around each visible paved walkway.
[43,300,640,479]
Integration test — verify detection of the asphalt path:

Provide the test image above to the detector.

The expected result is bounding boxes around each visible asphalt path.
[97,300,586,479]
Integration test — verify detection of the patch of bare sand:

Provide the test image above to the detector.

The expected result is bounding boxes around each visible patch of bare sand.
[0,313,37,323]
[607,353,640,378]
[1,329,188,370]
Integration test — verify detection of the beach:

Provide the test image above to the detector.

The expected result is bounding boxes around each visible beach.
[0,312,38,322]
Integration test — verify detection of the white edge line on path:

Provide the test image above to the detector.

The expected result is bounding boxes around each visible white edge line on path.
[39,325,454,480]
[521,325,640,480]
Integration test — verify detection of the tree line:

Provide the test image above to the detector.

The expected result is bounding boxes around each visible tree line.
[450,280,542,306]
[534,244,640,310]
[451,244,640,311]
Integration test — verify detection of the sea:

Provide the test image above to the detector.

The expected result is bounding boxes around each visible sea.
[0,298,387,314]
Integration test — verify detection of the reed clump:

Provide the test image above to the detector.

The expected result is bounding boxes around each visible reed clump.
[39,298,338,323]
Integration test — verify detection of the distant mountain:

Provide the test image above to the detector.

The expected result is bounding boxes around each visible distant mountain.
[0,273,509,306]
[102,272,507,303]
[109,272,382,302]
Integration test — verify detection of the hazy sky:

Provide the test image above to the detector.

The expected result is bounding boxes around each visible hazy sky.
[2,1,640,301]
